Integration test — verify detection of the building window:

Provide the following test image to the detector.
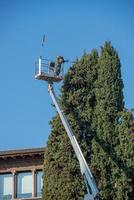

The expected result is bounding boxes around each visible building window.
[0,173,13,200]
[36,171,43,197]
[17,172,33,198]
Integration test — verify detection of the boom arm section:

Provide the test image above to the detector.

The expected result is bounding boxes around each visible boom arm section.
[48,84,99,200]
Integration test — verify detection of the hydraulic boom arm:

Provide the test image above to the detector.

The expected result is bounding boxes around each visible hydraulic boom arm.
[48,83,99,200]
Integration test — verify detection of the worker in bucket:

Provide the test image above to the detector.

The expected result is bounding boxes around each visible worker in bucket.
[55,56,65,76]
[49,61,55,74]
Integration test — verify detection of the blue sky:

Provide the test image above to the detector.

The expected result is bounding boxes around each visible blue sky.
[0,0,134,150]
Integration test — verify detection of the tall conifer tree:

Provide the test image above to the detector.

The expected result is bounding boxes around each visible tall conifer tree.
[43,50,99,200]
[43,42,133,200]
[91,42,124,199]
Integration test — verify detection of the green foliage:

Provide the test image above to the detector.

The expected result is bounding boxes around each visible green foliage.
[43,116,84,200]
[43,50,99,200]
[90,42,134,200]
[43,42,134,200]
[112,110,134,200]
[91,42,124,199]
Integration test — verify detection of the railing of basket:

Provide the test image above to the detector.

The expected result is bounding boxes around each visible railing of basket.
[35,57,64,82]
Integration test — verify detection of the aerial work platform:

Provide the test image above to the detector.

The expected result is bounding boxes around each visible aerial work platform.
[35,56,63,82]
[35,53,99,200]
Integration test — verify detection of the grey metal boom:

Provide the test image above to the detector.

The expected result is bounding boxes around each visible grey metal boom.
[48,83,99,200]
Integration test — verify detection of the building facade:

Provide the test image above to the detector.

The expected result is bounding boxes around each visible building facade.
[0,148,44,200]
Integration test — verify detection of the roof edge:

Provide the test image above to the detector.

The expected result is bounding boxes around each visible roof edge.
[0,147,45,158]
